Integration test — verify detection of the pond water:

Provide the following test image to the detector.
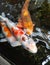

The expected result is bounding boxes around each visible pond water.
[0,0,50,65]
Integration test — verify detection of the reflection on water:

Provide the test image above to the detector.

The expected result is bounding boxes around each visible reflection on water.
[42,55,50,65]
[0,0,50,65]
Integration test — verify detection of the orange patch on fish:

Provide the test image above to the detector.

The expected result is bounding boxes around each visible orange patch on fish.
[23,11,28,16]
[11,27,24,37]
[4,26,9,32]
[7,31,12,37]
[3,26,12,37]
[11,27,18,36]
[26,31,31,35]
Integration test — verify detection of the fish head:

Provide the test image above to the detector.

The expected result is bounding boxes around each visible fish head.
[21,35,37,53]
[27,38,37,53]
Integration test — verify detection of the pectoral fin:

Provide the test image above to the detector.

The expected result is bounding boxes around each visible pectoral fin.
[10,41,21,47]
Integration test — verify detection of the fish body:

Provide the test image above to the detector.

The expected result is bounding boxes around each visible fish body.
[0,16,37,53]
[17,0,35,35]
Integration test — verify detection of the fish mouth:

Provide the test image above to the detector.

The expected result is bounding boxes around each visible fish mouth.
[28,44,37,53]
[25,42,37,54]
[27,38,38,53]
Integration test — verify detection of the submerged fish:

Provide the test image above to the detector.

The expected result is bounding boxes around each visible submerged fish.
[17,0,35,35]
[0,15,37,53]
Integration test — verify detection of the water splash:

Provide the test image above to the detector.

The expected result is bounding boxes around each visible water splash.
[42,55,50,65]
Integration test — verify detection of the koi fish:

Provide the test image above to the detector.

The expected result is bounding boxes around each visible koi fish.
[17,0,35,35]
[0,15,37,53]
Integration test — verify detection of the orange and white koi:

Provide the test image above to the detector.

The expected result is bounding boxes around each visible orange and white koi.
[0,16,37,53]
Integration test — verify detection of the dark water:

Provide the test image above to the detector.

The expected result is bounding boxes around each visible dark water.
[0,0,50,65]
